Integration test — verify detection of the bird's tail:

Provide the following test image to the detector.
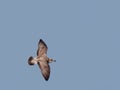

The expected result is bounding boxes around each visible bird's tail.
[48,58,56,63]
[53,60,56,62]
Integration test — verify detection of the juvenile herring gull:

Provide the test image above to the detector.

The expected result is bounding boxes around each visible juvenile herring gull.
[28,39,56,81]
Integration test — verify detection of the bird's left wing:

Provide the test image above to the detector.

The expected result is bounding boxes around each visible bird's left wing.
[37,39,48,57]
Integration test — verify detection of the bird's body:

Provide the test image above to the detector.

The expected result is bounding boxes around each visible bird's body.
[28,39,56,81]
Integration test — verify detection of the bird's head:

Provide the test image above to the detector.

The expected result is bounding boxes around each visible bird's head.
[28,56,34,65]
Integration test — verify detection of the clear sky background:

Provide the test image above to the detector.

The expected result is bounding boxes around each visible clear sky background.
[0,0,119,90]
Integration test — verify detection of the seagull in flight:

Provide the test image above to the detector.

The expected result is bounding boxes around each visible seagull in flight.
[28,39,56,81]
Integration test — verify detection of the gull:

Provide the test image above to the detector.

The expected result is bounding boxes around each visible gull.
[28,39,56,81]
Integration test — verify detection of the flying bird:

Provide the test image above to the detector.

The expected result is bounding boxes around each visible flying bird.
[28,39,56,81]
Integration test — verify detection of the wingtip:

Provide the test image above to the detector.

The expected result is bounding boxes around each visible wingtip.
[40,39,42,42]
[40,39,43,41]
[39,39,44,44]
[39,39,42,44]
[44,76,49,81]
[38,39,48,49]
[45,78,49,81]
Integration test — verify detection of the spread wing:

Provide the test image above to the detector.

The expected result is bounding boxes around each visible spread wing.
[37,39,48,57]
[37,61,50,81]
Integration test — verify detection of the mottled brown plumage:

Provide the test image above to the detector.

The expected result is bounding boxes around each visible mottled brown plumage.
[28,39,56,81]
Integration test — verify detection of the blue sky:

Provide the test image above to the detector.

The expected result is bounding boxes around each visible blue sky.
[0,0,119,90]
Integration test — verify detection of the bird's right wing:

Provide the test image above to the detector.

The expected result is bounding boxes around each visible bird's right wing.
[37,61,50,81]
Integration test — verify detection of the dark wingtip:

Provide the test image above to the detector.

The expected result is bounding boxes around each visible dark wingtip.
[43,74,50,81]
[39,39,42,43]
[28,56,34,65]
[39,39,48,48]
[39,39,43,44]
[45,77,49,81]
[40,39,42,42]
